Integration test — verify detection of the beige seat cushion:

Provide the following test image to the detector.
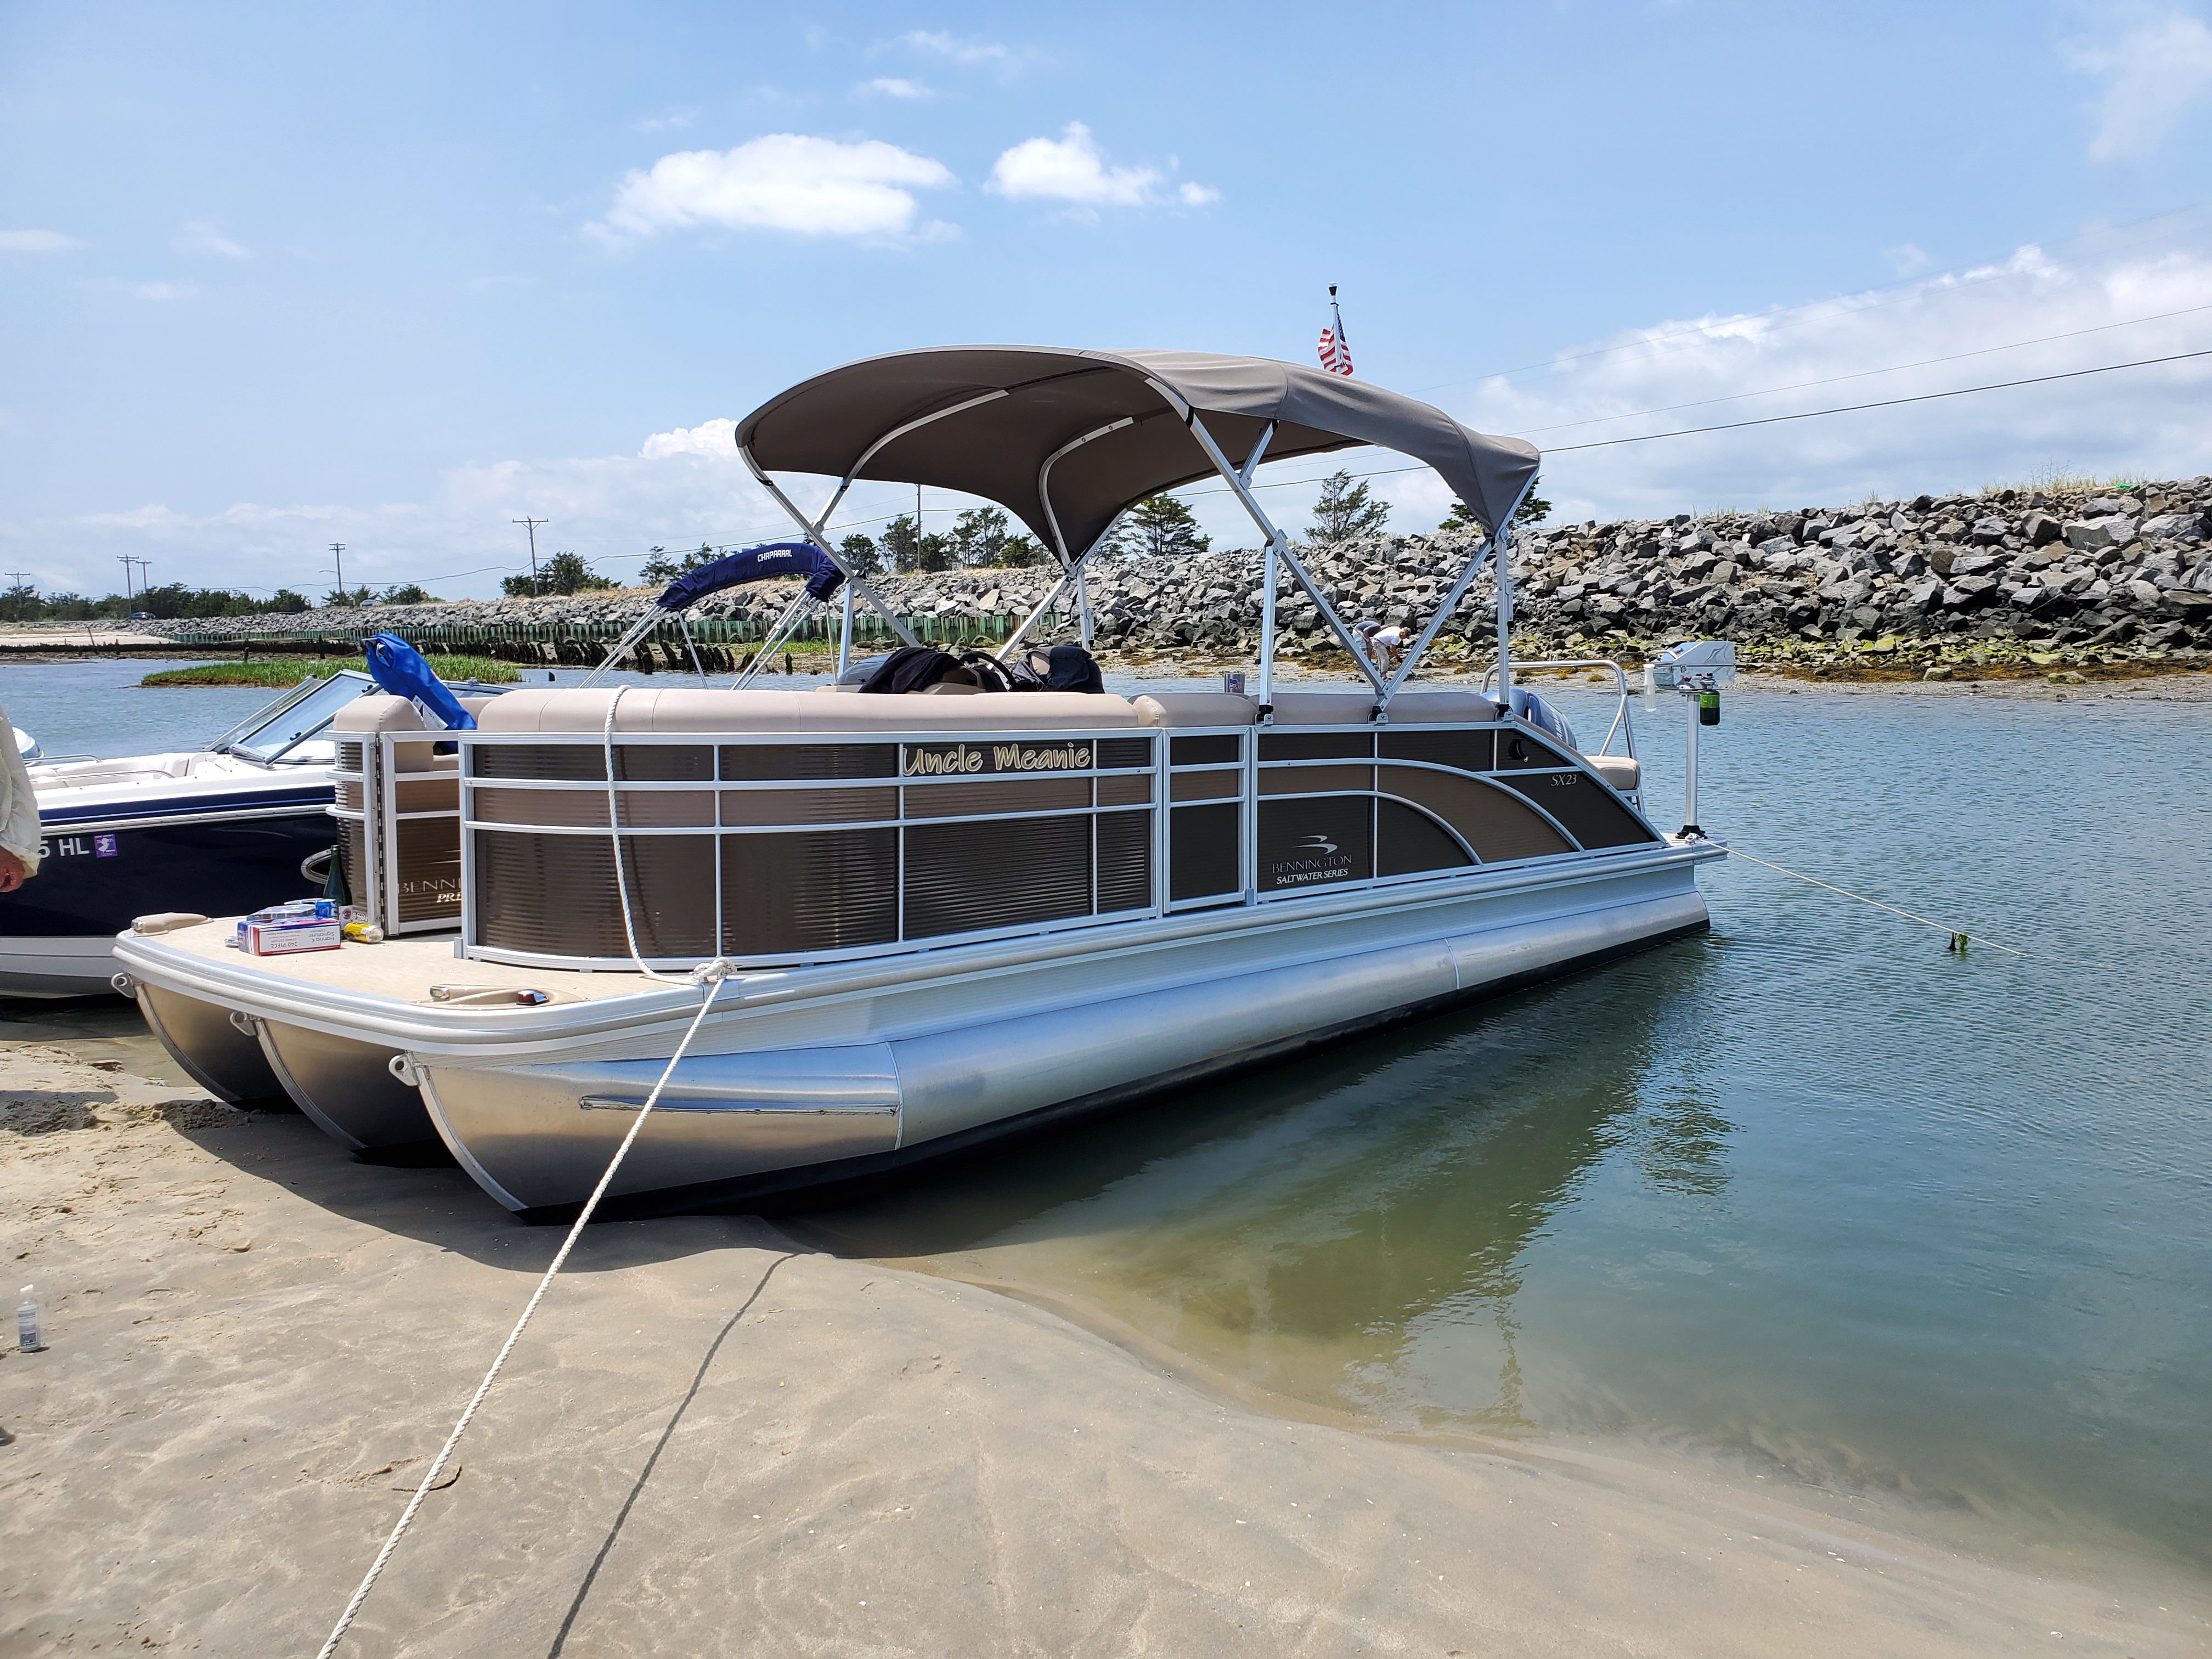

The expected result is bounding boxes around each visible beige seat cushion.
[477,687,1141,733]
[1587,754,1641,793]
[1268,689,1502,725]
[1131,692,1259,728]
[916,680,986,695]
[331,693,428,736]
[331,692,459,773]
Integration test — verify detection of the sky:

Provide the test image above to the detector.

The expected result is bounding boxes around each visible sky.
[3,0,2211,603]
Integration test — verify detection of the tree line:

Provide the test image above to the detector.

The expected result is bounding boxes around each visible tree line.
[6,475,1549,625]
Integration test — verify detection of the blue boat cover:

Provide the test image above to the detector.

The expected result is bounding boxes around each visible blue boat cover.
[657,542,845,611]
[365,633,477,731]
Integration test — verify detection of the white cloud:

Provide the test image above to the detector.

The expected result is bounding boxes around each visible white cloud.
[2067,11,2212,160]
[1885,242,1929,275]
[99,280,197,301]
[858,76,931,98]
[1177,182,1222,207]
[0,229,81,253]
[989,123,1172,208]
[900,30,1017,67]
[589,134,957,244]
[634,107,698,133]
[1437,239,2212,526]
[640,417,739,459]
[175,222,252,259]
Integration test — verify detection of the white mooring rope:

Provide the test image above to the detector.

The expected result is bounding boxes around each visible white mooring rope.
[312,957,735,1658]
[603,685,686,984]
[1725,847,2029,957]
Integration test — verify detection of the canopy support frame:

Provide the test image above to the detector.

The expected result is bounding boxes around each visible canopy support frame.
[1237,423,1278,706]
[1180,412,1386,716]
[738,446,920,649]
[732,587,826,689]
[1373,474,1534,715]
[1370,535,1495,715]
[991,506,1127,665]
[1037,417,1137,651]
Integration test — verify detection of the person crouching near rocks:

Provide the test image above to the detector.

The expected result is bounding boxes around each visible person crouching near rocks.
[0,701,42,892]
[1355,619,1408,674]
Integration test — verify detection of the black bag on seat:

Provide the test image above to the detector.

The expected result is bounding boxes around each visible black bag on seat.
[1005,642,1104,694]
[859,645,964,694]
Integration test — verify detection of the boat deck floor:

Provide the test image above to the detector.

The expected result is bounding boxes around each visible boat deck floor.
[146,921,652,1006]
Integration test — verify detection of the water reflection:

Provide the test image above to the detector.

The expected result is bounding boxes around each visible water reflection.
[796,943,1719,1429]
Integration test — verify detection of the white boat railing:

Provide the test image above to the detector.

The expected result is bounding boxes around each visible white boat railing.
[1479,658,1639,761]
[328,730,465,936]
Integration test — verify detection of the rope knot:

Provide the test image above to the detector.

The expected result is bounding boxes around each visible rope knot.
[690,957,737,986]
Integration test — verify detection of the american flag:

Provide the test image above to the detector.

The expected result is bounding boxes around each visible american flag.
[1317,289,1353,376]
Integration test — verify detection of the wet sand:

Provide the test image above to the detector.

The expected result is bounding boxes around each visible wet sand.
[3,1017,2208,1657]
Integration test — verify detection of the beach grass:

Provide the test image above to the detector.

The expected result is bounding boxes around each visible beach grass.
[140,654,521,688]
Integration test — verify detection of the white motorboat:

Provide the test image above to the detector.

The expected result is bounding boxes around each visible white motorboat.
[114,346,1728,1212]
[0,673,374,998]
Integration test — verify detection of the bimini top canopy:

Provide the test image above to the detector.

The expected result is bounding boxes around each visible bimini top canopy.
[656,541,844,612]
[735,347,1541,559]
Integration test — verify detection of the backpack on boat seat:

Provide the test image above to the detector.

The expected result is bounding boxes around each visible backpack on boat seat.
[1002,642,1104,695]
[859,646,967,694]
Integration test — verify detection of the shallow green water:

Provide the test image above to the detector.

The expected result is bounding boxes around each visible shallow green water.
[799,679,2212,1574]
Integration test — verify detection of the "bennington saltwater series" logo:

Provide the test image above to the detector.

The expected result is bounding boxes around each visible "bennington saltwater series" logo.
[1269,831,1355,887]
[903,742,1093,777]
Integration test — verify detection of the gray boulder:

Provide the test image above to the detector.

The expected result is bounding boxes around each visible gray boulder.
[2140,512,2207,545]
[2064,517,2138,553]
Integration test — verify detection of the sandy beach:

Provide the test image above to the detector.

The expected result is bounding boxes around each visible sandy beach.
[2,1010,2206,1658]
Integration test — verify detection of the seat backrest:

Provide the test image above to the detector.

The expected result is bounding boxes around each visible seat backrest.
[1131,692,1258,728]
[476,686,1143,733]
[1268,689,1502,725]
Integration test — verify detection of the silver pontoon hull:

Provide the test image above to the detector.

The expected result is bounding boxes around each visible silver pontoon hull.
[134,983,429,1144]
[135,981,285,1103]
[423,872,1704,1217]
[119,844,1712,1216]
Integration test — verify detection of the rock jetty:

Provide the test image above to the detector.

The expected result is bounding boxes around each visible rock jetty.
[142,476,2211,670]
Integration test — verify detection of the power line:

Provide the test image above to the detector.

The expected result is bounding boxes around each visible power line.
[1542,344,2212,452]
[1407,193,2212,397]
[1514,301,2212,437]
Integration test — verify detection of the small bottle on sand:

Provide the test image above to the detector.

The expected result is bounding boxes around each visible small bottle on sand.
[16,1285,43,1353]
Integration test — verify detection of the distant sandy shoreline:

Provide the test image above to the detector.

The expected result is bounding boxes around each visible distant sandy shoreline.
[4,1019,2207,1656]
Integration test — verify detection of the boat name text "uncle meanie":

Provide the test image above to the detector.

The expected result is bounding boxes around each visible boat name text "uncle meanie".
[903,742,1094,776]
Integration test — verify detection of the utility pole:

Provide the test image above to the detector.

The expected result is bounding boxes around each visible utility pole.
[329,543,347,603]
[512,517,548,594]
[117,555,151,609]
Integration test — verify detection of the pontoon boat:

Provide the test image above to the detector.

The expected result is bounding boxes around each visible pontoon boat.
[114,347,1726,1210]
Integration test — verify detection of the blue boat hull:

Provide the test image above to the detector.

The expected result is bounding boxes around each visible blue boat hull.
[0,800,335,995]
